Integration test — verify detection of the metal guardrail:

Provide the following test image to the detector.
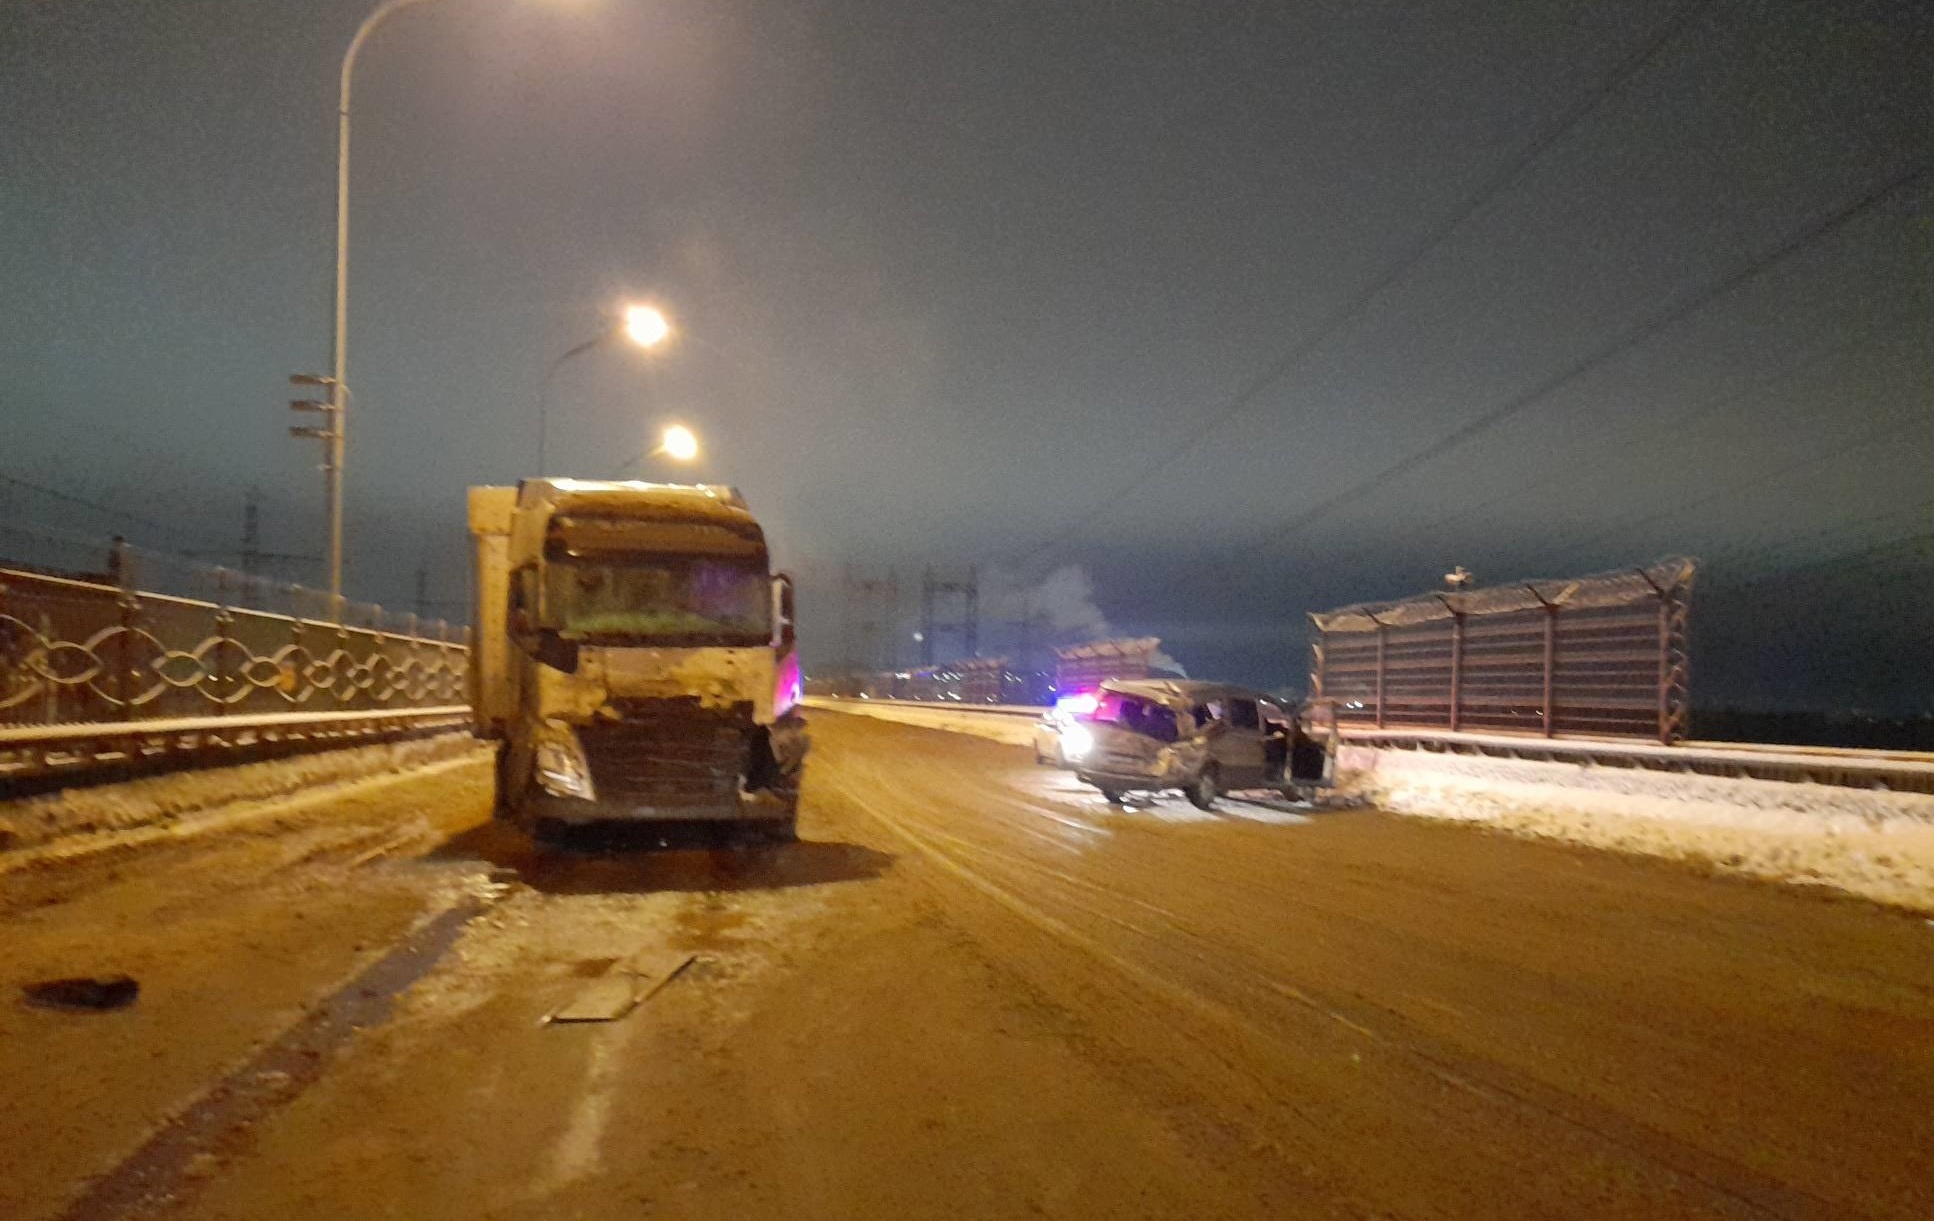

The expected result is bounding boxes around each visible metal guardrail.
[0,560,471,792]
[825,696,1044,718]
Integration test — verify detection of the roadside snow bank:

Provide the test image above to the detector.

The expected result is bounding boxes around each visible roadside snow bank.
[0,733,486,853]
[803,698,1040,748]
[1339,745,1934,912]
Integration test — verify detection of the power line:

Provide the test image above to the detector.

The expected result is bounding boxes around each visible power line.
[1235,155,1933,562]
[1719,526,1934,595]
[1315,487,1934,629]
[1674,489,1934,586]
[1491,320,1934,581]
[0,468,210,544]
[1396,306,1932,558]
[1303,305,1934,595]
[1515,378,1934,576]
[999,0,1716,573]
[1536,415,1934,573]
[1544,496,1934,611]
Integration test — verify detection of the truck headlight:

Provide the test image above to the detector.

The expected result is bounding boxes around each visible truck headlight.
[533,720,596,801]
[1060,722,1094,761]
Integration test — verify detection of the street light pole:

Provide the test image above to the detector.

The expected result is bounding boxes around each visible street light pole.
[533,304,673,474]
[534,333,612,476]
[326,0,442,609]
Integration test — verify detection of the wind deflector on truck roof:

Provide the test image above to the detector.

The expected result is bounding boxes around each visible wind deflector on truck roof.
[548,516,767,559]
[534,479,754,520]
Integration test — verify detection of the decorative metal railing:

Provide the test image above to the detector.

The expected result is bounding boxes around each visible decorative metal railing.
[1309,559,1696,745]
[0,561,468,728]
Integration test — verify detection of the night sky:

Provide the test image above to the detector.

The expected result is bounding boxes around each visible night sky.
[4,0,1931,711]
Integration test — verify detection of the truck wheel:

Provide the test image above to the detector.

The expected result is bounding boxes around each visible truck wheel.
[492,743,514,821]
[531,817,574,847]
[1099,787,1127,805]
[1186,766,1220,811]
[494,744,541,836]
[735,818,795,854]
[771,761,803,817]
[750,722,806,805]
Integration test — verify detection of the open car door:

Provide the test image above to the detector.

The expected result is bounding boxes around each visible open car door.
[1291,700,1338,785]
[1214,697,1270,789]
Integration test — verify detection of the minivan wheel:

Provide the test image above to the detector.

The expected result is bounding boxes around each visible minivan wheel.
[1186,766,1220,811]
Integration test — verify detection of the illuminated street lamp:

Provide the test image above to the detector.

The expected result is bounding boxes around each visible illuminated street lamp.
[659,423,700,463]
[533,303,675,474]
[609,421,703,478]
[624,304,672,349]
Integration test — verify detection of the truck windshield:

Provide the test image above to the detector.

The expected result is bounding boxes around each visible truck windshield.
[545,557,770,644]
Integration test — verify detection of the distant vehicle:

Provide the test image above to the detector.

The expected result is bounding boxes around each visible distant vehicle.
[1061,679,1333,808]
[468,480,807,843]
[1031,690,1100,767]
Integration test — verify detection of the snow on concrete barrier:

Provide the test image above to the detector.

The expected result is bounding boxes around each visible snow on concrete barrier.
[802,697,1040,748]
[0,735,487,855]
[1338,742,1934,913]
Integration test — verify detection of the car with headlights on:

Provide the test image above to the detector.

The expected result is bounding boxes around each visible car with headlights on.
[1032,690,1099,767]
[1063,679,1331,807]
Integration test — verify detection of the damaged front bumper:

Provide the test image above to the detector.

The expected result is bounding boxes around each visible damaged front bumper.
[523,703,802,827]
[524,786,794,826]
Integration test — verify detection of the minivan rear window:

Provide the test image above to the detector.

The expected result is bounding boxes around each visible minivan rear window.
[1092,693,1180,743]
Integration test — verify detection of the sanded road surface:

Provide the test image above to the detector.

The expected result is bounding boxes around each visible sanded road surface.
[5,712,1933,1220]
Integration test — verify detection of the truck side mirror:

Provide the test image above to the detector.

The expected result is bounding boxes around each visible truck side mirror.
[772,573,797,650]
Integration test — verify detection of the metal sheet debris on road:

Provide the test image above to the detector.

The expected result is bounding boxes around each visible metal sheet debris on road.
[546,949,695,1024]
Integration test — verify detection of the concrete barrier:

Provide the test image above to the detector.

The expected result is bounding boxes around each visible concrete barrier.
[802,697,1041,748]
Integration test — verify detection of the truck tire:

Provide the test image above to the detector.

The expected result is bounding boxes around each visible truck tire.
[761,817,798,845]
[531,817,575,847]
[750,718,808,802]
[493,742,534,832]
[491,742,511,819]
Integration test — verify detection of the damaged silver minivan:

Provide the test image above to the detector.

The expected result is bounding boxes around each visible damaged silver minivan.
[1061,679,1333,808]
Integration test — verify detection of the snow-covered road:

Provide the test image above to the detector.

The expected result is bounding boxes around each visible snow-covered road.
[7,711,1934,1220]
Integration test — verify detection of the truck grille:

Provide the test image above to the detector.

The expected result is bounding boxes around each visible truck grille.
[577,700,750,808]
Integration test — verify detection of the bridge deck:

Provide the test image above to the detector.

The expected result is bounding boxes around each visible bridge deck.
[5,712,1931,1220]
